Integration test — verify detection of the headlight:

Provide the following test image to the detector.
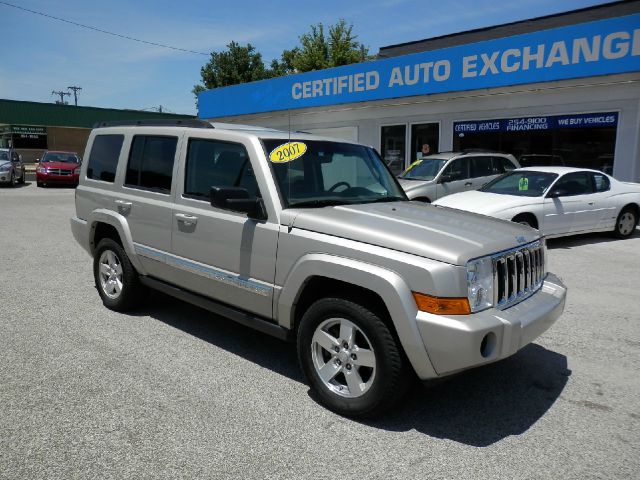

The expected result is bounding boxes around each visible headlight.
[466,256,494,312]
[0,164,10,171]
[37,167,48,173]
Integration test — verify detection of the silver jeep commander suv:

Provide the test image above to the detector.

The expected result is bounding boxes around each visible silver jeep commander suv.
[71,119,566,418]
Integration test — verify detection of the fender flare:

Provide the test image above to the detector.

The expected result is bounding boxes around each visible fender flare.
[88,209,147,275]
[277,253,437,379]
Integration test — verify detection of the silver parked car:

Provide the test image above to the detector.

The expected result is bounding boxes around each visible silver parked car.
[398,151,519,202]
[0,148,26,186]
[71,121,565,418]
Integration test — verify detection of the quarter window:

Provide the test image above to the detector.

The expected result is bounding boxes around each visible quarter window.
[125,135,177,193]
[592,173,611,192]
[184,139,259,200]
[86,135,124,183]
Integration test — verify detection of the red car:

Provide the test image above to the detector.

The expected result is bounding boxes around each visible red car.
[36,151,82,187]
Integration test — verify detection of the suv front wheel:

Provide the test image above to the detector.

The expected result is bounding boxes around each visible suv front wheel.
[297,297,411,418]
[93,238,145,311]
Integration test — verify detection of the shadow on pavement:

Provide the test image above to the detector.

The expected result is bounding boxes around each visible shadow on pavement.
[360,343,570,446]
[546,229,637,249]
[138,290,569,447]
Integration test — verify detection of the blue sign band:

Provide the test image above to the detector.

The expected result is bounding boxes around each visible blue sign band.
[198,13,640,119]
[454,112,619,133]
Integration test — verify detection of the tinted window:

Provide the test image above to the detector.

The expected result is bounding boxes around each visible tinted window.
[185,139,258,200]
[124,136,177,193]
[553,172,594,196]
[470,156,493,178]
[495,156,516,173]
[442,158,469,181]
[87,135,124,182]
[482,171,558,197]
[592,173,611,192]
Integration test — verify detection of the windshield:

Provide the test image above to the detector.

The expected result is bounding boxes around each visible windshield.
[42,152,79,163]
[0,151,9,161]
[399,158,447,180]
[481,171,559,197]
[262,139,407,208]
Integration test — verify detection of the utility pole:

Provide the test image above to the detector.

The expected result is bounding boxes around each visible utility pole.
[51,90,70,104]
[158,105,163,113]
[67,86,82,106]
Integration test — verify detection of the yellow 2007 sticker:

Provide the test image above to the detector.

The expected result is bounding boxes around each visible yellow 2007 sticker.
[269,142,307,163]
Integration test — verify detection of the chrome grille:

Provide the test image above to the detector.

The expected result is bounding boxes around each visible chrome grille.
[48,168,74,175]
[493,240,545,309]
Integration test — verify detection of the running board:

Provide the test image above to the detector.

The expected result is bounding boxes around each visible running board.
[140,276,292,341]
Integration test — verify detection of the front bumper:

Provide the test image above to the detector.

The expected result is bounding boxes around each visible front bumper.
[37,172,79,184]
[415,272,566,377]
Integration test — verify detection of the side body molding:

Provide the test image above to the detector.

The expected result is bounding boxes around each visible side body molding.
[276,253,438,379]
[88,208,148,276]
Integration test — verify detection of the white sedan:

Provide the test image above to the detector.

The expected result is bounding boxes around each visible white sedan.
[433,167,640,238]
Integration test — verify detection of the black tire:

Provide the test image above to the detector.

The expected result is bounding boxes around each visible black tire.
[18,171,26,184]
[613,207,638,239]
[93,238,146,311]
[9,171,16,187]
[37,181,43,187]
[297,297,411,418]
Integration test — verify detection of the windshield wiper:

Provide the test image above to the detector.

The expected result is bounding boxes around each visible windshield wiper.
[365,196,406,204]
[288,199,349,208]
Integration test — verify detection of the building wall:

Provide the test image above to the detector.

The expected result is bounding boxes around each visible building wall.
[210,73,640,182]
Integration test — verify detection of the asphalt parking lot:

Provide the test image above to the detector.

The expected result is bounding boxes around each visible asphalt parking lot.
[1,183,639,480]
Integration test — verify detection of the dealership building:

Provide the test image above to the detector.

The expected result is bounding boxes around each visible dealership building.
[198,1,640,181]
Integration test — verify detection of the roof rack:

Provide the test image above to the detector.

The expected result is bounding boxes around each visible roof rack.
[93,119,213,129]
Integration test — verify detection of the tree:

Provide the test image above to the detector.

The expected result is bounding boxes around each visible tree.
[269,48,299,77]
[192,41,270,96]
[293,19,369,73]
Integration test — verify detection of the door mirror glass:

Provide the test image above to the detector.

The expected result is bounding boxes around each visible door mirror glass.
[210,186,265,219]
[547,188,567,198]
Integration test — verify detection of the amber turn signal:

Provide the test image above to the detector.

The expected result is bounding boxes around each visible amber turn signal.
[413,292,471,315]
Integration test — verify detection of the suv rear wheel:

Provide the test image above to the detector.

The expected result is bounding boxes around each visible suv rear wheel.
[93,238,145,311]
[297,297,411,418]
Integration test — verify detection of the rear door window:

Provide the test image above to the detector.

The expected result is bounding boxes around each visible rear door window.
[124,135,177,193]
[86,135,124,183]
[470,156,493,178]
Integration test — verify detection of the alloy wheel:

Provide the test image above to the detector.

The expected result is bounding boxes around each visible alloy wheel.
[98,250,124,299]
[310,318,377,398]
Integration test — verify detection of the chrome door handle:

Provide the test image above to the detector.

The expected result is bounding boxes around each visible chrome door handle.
[175,213,198,225]
[114,199,132,213]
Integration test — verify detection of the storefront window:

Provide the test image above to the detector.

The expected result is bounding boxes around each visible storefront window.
[410,123,439,161]
[380,125,406,175]
[453,112,617,174]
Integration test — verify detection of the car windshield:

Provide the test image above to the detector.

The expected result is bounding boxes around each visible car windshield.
[481,171,559,197]
[0,151,9,161]
[42,153,79,163]
[262,139,407,208]
[398,158,447,180]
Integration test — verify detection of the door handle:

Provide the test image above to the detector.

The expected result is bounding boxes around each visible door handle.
[114,199,132,214]
[464,182,473,187]
[588,202,594,206]
[175,213,198,225]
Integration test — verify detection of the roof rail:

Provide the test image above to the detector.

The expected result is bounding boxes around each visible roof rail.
[92,119,213,129]
[461,148,509,155]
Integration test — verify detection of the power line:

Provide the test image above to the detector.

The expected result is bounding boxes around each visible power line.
[51,90,70,104]
[0,1,209,56]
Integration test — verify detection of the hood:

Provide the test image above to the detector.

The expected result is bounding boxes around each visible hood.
[434,190,541,215]
[40,161,80,170]
[0,161,10,168]
[286,201,539,266]
[397,177,435,193]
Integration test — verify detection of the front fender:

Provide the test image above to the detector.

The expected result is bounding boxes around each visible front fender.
[277,253,438,379]
[89,209,147,275]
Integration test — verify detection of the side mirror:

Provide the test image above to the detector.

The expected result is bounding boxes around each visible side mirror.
[547,188,565,198]
[438,174,453,183]
[210,186,265,219]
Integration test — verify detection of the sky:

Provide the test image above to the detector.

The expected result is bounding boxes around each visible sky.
[0,0,614,115]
